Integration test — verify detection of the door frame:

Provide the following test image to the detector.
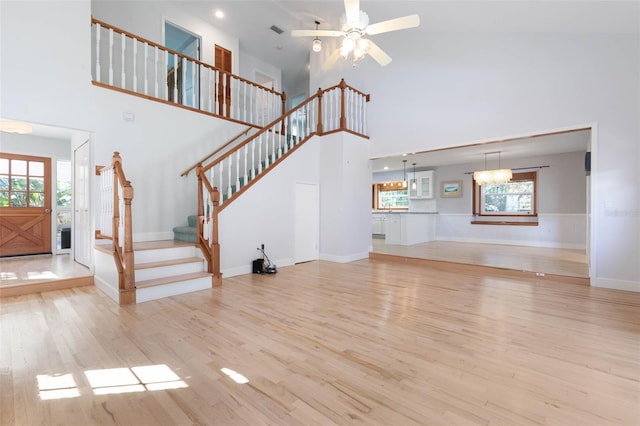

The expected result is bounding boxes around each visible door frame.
[294,182,319,264]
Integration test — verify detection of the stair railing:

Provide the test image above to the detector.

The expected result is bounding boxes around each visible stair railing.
[96,152,135,304]
[193,79,369,280]
[90,17,286,129]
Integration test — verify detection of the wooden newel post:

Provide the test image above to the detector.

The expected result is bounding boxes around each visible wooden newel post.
[316,88,323,134]
[339,79,347,130]
[196,164,205,247]
[280,92,287,134]
[121,181,136,304]
[211,186,222,287]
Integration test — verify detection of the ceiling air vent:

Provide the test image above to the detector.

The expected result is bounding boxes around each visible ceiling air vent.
[270,25,284,35]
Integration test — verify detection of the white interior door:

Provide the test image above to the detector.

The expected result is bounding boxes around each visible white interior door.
[294,182,319,264]
[74,141,91,267]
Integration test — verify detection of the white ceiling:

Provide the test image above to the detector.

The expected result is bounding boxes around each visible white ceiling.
[185,0,639,89]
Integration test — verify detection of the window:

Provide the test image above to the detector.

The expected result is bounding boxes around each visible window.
[0,157,46,207]
[472,171,537,225]
[372,182,408,210]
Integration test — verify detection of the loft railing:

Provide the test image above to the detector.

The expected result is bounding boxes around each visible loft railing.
[90,17,286,128]
[193,79,369,280]
[96,152,135,304]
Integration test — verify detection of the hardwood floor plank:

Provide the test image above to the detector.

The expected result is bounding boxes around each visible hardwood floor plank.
[1,259,639,425]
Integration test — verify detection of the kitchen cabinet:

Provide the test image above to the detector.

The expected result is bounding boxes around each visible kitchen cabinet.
[384,213,437,245]
[409,171,435,199]
[372,215,386,235]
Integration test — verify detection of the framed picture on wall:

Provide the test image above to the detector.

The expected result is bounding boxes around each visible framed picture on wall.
[441,180,462,198]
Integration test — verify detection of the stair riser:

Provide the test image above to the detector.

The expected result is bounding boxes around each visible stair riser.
[134,246,197,263]
[136,277,211,303]
[136,261,205,282]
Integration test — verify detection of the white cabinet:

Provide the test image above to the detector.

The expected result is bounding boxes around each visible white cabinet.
[409,171,435,199]
[372,215,386,235]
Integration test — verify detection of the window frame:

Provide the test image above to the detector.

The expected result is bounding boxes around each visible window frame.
[372,182,409,211]
[472,171,538,226]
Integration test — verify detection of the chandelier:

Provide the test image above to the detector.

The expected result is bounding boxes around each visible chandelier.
[473,152,512,185]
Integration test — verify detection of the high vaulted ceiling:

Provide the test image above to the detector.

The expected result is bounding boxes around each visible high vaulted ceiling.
[184,1,639,90]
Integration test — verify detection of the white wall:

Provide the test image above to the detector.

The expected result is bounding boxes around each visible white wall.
[218,132,371,277]
[239,52,282,93]
[319,132,371,262]
[312,31,640,291]
[91,1,239,72]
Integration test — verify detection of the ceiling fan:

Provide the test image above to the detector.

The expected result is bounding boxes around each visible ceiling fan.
[291,0,420,69]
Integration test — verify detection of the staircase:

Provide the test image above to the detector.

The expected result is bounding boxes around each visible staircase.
[94,240,211,304]
[173,215,198,243]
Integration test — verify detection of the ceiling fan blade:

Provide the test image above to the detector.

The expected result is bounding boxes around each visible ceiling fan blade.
[291,29,345,37]
[367,41,392,66]
[344,0,360,26]
[366,14,420,35]
[322,48,342,71]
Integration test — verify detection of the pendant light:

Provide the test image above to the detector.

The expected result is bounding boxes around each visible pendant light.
[411,163,417,190]
[402,160,408,188]
[312,21,322,52]
[473,151,512,185]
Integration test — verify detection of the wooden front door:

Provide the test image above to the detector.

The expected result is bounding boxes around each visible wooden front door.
[0,153,52,257]
[215,45,232,117]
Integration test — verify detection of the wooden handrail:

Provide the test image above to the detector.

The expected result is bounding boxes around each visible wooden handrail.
[181,126,253,177]
[192,80,370,282]
[96,151,135,304]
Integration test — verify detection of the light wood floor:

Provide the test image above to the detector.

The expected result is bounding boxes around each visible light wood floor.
[372,239,589,278]
[2,259,638,425]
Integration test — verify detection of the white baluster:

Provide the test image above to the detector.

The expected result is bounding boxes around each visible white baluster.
[235,150,240,190]
[363,96,367,135]
[143,42,149,95]
[251,140,256,180]
[214,70,219,114]
[165,51,170,101]
[181,57,187,105]
[108,28,114,85]
[132,37,138,92]
[219,162,224,205]
[95,23,101,82]
[258,134,263,174]
[121,33,125,89]
[227,157,233,198]
[191,60,196,107]
[173,54,178,103]
[153,48,158,97]
[243,145,248,185]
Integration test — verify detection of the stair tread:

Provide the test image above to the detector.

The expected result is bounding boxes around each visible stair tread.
[134,240,195,250]
[135,257,203,270]
[136,271,211,289]
[95,240,195,254]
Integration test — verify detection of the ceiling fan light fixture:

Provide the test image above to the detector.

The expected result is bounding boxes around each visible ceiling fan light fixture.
[312,38,322,52]
[342,37,356,52]
[357,38,370,52]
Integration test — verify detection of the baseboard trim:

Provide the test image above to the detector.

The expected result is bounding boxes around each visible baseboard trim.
[592,277,640,292]
[369,252,590,286]
[0,276,94,298]
[436,237,586,250]
[94,276,120,303]
[320,252,369,263]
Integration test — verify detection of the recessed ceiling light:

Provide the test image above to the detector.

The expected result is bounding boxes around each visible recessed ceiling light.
[383,166,389,170]
[214,10,224,19]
